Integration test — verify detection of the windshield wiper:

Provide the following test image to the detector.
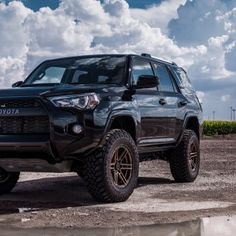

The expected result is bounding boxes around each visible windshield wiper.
[21,83,60,87]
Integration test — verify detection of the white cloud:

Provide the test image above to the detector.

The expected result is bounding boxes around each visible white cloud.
[0,0,210,80]
[221,94,231,102]
[196,91,205,103]
[0,1,31,87]
[1,0,204,74]
[61,0,109,23]
[217,7,236,72]
[168,0,233,46]
[0,57,25,87]
[0,1,31,58]
[190,34,235,80]
[169,0,236,83]
[131,0,186,33]
[225,44,236,72]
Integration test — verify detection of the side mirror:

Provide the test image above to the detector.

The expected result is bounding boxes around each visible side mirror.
[136,75,159,89]
[12,81,23,88]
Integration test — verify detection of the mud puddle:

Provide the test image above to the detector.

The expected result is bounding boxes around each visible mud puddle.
[0,208,40,215]
[0,215,235,236]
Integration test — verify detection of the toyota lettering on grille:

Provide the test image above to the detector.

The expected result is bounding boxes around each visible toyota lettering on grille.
[0,108,20,115]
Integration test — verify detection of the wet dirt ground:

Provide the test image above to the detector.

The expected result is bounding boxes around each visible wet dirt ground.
[0,137,235,229]
[0,215,235,236]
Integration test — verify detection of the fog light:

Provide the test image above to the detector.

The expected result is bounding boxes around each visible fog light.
[72,124,83,134]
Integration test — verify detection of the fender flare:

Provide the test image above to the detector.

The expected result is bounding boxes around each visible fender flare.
[102,109,141,144]
[176,114,201,146]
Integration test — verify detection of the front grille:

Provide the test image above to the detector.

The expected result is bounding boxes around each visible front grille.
[0,99,41,108]
[0,99,50,135]
[0,116,49,134]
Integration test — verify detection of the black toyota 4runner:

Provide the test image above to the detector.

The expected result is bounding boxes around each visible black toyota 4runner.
[0,54,202,202]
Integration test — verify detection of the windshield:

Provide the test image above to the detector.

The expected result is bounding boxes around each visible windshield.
[23,56,126,86]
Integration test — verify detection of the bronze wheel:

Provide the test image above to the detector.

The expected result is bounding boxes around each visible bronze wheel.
[189,142,198,171]
[110,146,133,188]
[169,129,200,183]
[84,129,139,203]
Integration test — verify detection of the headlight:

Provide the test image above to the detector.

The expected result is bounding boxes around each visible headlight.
[48,93,100,110]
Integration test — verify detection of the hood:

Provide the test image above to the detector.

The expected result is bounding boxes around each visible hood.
[0,84,122,98]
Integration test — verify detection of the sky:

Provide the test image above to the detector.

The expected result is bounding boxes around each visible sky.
[0,0,235,120]
[1,0,162,10]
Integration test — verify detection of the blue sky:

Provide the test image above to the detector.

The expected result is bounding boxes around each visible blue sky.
[0,0,235,120]
[3,0,162,10]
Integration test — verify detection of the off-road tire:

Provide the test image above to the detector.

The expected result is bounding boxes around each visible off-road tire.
[169,129,200,182]
[84,129,139,203]
[0,168,20,195]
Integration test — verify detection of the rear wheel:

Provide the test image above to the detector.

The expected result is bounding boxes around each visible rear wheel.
[169,129,200,182]
[0,167,20,195]
[84,129,139,203]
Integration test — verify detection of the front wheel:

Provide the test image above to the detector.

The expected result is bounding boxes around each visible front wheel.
[84,129,139,203]
[169,129,200,182]
[0,167,20,195]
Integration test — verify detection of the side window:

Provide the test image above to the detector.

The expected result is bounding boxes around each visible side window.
[131,58,154,86]
[171,66,193,91]
[154,63,174,92]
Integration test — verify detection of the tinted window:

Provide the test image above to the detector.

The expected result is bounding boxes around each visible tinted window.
[172,66,193,91]
[32,67,65,84]
[154,63,174,92]
[68,57,126,84]
[132,59,154,85]
[24,56,126,85]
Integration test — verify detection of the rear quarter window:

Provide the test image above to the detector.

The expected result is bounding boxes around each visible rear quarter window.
[171,66,194,93]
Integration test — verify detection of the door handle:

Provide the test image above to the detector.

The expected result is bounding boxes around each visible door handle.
[178,100,187,107]
[159,98,167,105]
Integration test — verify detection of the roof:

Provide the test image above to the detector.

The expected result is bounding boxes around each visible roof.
[45,53,177,67]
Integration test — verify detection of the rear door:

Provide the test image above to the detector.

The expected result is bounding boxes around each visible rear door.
[153,62,187,140]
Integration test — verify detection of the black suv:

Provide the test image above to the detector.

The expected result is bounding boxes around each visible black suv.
[0,54,202,202]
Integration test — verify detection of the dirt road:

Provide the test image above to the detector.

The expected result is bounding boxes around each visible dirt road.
[0,138,235,228]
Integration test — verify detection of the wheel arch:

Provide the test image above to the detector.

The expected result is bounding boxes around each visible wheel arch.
[183,116,201,140]
[105,113,140,144]
[175,115,201,147]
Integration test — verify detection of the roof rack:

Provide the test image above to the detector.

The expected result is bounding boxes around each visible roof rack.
[141,53,152,58]
[139,53,177,66]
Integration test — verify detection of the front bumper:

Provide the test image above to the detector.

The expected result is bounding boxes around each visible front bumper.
[0,96,104,164]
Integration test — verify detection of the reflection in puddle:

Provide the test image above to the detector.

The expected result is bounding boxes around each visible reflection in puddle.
[0,208,39,215]
[202,215,235,236]
[0,215,235,236]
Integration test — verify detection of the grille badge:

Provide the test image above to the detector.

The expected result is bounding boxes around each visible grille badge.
[0,108,20,115]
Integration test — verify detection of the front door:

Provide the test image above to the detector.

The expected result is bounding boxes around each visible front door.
[131,57,179,147]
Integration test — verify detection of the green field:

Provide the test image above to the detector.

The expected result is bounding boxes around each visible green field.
[203,120,236,136]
